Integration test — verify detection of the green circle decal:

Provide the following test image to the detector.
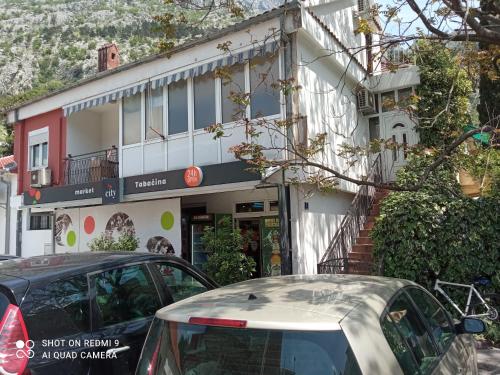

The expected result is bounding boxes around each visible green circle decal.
[161,211,174,230]
[67,230,76,247]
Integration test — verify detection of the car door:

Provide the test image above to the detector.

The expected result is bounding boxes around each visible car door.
[89,263,164,375]
[381,291,441,374]
[149,260,210,302]
[406,287,472,375]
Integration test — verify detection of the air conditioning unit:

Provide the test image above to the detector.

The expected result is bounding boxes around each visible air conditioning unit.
[357,89,376,115]
[30,168,52,188]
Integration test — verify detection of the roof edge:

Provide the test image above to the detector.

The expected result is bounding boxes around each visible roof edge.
[4,1,301,117]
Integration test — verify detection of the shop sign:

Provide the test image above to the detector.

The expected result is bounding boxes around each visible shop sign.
[184,166,203,187]
[101,178,120,205]
[24,181,102,206]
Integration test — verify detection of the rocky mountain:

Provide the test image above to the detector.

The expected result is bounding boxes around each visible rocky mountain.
[0,0,281,97]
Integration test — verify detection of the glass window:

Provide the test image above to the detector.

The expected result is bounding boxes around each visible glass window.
[398,88,413,107]
[41,142,48,166]
[381,91,396,112]
[146,86,164,140]
[406,287,455,352]
[137,319,362,375]
[381,313,420,375]
[269,200,279,212]
[369,117,380,141]
[194,73,216,130]
[235,202,265,213]
[28,128,49,169]
[123,93,142,145]
[155,263,208,302]
[383,292,439,374]
[93,265,161,327]
[221,63,246,124]
[168,80,188,135]
[29,213,52,230]
[31,144,40,168]
[250,55,280,119]
[24,275,90,340]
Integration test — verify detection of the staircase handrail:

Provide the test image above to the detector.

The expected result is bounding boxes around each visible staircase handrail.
[317,153,383,274]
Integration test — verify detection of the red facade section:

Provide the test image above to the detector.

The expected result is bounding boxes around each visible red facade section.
[14,109,67,195]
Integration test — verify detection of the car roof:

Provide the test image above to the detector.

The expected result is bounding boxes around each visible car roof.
[156,274,417,330]
[0,252,193,285]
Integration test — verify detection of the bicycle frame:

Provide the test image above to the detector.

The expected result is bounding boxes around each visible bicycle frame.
[434,279,491,319]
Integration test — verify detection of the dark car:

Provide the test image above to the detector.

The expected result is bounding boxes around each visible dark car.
[0,254,18,261]
[0,252,217,375]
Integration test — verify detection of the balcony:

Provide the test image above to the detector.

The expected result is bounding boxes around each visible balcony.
[63,147,118,185]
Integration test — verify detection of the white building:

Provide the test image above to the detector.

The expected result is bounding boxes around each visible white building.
[6,0,419,274]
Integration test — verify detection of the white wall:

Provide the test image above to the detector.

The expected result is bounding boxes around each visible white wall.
[289,184,353,274]
[67,104,119,156]
[54,198,181,255]
[297,34,370,194]
[67,111,101,156]
[100,105,119,149]
[0,173,18,255]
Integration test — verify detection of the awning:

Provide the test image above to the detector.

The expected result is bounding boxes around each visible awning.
[63,41,279,117]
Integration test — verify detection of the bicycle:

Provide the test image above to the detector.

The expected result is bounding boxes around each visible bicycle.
[434,278,499,321]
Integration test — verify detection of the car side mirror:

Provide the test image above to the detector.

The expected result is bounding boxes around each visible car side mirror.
[455,318,486,334]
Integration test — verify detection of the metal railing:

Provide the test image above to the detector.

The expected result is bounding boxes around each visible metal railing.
[63,147,118,185]
[317,153,383,274]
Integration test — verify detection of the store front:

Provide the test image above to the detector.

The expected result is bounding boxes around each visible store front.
[23,160,284,278]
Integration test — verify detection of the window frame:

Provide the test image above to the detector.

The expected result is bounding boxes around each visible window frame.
[118,49,284,176]
[88,262,164,330]
[149,260,212,303]
[28,211,53,231]
[404,286,457,353]
[381,286,446,374]
[27,127,49,171]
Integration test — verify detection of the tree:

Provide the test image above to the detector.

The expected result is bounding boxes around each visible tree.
[201,217,256,285]
[153,1,498,193]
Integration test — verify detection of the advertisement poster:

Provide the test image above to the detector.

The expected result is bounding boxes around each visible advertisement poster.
[54,198,181,256]
[260,216,281,277]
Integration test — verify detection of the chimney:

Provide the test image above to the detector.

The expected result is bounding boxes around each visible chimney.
[98,43,120,72]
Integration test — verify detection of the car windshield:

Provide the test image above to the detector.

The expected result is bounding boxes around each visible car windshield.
[137,318,361,375]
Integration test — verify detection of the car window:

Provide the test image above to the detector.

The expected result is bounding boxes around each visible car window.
[155,262,208,302]
[24,275,90,340]
[406,287,456,352]
[137,318,362,375]
[93,264,161,327]
[382,292,439,374]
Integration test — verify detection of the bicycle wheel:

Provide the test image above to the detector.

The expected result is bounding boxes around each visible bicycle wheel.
[484,293,499,321]
[469,293,498,320]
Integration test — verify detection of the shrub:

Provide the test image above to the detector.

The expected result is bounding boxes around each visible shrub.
[88,232,139,252]
[88,233,115,251]
[201,217,256,285]
[372,158,499,343]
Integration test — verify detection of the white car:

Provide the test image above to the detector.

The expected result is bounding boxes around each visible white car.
[136,274,485,375]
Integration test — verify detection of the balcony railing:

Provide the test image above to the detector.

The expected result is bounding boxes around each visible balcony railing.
[63,147,118,185]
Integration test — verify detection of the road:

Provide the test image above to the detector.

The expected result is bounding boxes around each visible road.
[478,347,500,375]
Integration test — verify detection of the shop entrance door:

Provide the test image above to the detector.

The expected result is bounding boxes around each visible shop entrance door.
[238,219,262,278]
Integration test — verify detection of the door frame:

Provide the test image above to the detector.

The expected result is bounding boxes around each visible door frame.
[380,113,418,182]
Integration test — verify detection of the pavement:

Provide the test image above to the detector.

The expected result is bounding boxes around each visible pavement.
[477,347,500,374]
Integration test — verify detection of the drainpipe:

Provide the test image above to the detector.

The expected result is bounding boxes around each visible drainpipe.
[278,7,298,275]
[0,174,11,255]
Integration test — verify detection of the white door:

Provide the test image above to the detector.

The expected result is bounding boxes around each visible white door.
[381,114,417,181]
